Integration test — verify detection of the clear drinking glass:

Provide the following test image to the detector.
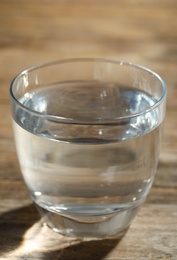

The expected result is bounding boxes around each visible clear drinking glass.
[10,58,166,238]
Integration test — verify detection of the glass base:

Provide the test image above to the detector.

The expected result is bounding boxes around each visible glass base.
[35,203,141,239]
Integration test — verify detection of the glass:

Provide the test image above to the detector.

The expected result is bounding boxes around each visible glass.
[10,58,166,238]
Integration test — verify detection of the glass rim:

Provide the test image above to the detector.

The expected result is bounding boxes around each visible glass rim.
[10,57,167,125]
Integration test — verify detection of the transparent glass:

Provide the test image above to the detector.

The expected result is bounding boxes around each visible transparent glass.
[10,58,166,238]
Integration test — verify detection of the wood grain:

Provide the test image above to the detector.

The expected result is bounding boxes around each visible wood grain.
[0,0,177,259]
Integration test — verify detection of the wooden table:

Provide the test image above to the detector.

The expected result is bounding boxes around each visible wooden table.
[0,0,177,259]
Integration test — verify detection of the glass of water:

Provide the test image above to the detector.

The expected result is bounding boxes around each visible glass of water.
[10,58,166,238]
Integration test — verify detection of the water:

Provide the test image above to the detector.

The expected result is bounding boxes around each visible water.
[13,82,162,237]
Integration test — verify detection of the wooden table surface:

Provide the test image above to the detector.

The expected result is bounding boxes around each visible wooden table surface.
[0,0,177,259]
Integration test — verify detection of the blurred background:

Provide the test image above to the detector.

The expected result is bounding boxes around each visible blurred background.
[1,0,177,77]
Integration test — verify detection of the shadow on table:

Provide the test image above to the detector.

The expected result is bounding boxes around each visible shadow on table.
[37,238,121,260]
[0,204,123,259]
[0,204,40,254]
